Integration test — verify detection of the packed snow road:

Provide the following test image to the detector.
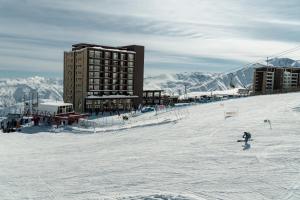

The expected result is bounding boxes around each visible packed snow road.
[0,93,300,200]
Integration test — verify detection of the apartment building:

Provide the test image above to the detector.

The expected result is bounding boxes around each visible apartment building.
[64,43,144,113]
[253,64,300,95]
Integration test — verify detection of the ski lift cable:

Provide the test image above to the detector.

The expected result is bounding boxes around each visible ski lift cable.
[221,44,300,75]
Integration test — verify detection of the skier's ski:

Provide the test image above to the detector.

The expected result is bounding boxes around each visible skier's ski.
[237,139,253,142]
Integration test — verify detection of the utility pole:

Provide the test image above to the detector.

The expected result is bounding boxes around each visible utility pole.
[184,83,187,100]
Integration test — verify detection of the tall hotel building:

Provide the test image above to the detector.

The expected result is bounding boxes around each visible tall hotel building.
[253,64,300,95]
[64,43,144,113]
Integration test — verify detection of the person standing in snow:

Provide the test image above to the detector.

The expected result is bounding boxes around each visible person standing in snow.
[243,132,251,145]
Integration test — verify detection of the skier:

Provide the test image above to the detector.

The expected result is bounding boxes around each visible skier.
[243,132,251,145]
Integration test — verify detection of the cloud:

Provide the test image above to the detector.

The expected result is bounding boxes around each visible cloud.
[0,0,300,76]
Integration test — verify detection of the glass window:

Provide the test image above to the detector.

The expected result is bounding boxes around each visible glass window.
[128,54,134,61]
[94,85,99,90]
[89,50,94,58]
[89,65,94,71]
[113,52,118,60]
[128,68,133,73]
[94,59,100,65]
[105,52,111,59]
[128,62,134,67]
[94,66,100,71]
[89,59,94,64]
[113,61,118,66]
[105,60,110,65]
[121,53,126,60]
[95,51,101,58]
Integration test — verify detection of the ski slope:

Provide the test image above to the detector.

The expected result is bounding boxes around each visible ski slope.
[0,92,300,200]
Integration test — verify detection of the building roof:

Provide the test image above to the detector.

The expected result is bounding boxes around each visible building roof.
[86,95,138,99]
[40,102,73,107]
[143,90,164,92]
[72,43,140,52]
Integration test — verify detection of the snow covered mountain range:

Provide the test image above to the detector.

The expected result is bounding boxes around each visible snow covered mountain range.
[144,58,300,94]
[0,58,299,109]
[0,76,63,109]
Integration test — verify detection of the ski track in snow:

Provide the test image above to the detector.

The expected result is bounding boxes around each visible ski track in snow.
[0,93,300,200]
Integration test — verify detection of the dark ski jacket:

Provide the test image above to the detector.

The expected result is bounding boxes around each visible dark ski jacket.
[243,132,251,140]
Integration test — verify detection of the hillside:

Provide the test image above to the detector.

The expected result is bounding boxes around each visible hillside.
[0,92,299,199]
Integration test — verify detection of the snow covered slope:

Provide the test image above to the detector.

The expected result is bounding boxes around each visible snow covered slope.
[0,92,300,200]
[0,76,63,109]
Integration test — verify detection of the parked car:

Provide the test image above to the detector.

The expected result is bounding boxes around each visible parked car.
[141,107,155,113]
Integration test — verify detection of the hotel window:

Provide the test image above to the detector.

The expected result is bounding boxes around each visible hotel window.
[94,72,100,78]
[113,52,118,60]
[128,80,133,85]
[89,79,94,84]
[94,59,100,65]
[89,85,94,90]
[95,51,101,58]
[128,86,133,91]
[94,85,99,90]
[120,61,124,66]
[94,79,99,84]
[105,52,111,59]
[128,91,133,95]
[104,86,109,90]
[104,60,110,65]
[128,54,134,61]
[105,73,109,77]
[94,66,100,71]
[113,79,117,84]
[89,59,94,64]
[113,67,117,72]
[121,53,126,60]
[89,65,94,71]
[113,61,118,66]
[128,62,134,67]
[128,74,133,79]
[128,68,133,73]
[104,79,109,84]
[89,72,94,77]
[89,50,95,58]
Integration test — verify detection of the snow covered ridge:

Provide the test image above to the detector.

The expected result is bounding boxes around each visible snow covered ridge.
[0,76,63,108]
[144,67,254,95]
[144,58,300,95]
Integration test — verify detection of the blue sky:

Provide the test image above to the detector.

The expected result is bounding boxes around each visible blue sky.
[0,0,300,78]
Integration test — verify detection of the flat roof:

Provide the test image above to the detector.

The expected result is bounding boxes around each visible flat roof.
[143,90,164,92]
[40,102,73,107]
[86,95,138,99]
